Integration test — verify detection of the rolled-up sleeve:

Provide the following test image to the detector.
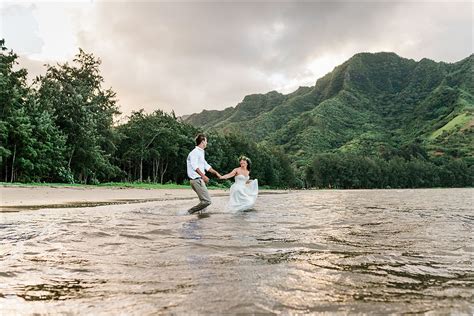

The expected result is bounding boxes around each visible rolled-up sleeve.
[205,161,211,171]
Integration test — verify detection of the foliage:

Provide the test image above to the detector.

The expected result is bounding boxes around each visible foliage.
[114,109,195,184]
[34,49,121,183]
[0,39,68,183]
[185,53,473,165]
[186,52,473,188]
[305,153,472,189]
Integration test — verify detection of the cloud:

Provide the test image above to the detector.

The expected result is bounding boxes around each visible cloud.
[0,4,43,55]
[3,1,472,117]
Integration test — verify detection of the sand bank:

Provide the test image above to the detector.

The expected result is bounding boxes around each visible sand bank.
[0,185,230,211]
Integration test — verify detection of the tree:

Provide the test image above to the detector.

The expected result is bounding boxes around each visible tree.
[1,39,69,182]
[115,110,197,184]
[36,49,120,183]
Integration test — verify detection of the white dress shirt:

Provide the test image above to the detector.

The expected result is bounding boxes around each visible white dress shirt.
[187,146,211,179]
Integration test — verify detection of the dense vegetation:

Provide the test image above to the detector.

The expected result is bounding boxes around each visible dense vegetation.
[1,39,472,189]
[0,40,294,188]
[305,152,472,189]
[186,52,473,188]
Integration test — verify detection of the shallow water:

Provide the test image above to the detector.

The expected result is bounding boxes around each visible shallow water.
[1,189,473,314]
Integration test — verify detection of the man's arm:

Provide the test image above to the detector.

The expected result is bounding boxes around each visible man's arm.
[195,167,212,183]
[205,159,221,178]
[195,168,205,178]
[207,167,221,178]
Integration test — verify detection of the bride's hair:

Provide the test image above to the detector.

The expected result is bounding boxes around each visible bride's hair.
[239,156,251,171]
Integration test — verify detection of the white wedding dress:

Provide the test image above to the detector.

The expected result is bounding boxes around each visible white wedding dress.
[227,175,258,212]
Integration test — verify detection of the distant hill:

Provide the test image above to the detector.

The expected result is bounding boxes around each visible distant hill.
[185,52,473,165]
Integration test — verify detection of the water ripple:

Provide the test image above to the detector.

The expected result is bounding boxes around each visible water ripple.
[0,188,472,314]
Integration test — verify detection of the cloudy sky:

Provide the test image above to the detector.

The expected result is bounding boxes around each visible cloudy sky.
[1,0,472,117]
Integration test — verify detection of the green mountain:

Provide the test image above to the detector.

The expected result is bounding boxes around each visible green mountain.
[185,52,473,165]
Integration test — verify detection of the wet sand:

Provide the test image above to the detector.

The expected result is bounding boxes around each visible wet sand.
[0,185,287,211]
[0,185,227,211]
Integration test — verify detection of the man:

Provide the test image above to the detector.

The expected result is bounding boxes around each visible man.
[186,134,221,214]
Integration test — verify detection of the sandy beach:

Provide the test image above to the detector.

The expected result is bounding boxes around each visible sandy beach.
[0,185,230,211]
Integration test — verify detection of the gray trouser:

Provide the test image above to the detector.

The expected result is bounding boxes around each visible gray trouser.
[188,179,212,213]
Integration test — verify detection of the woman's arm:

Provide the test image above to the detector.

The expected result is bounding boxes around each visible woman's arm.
[219,168,237,180]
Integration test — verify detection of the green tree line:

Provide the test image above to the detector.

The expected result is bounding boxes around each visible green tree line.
[0,41,296,188]
[305,152,473,189]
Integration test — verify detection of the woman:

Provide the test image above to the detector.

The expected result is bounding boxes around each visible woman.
[219,156,258,212]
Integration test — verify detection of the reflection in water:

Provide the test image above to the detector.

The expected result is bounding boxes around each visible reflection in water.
[0,189,473,314]
[16,279,104,301]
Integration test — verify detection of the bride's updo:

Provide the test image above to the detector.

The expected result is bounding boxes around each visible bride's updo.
[239,155,251,171]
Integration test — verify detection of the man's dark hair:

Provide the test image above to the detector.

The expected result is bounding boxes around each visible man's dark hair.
[195,134,207,146]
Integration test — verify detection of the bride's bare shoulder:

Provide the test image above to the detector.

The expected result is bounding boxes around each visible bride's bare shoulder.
[236,167,249,177]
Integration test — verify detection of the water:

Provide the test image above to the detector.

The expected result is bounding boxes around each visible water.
[1,189,473,314]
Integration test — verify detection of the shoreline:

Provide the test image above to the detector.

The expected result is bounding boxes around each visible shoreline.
[2,184,467,212]
[0,185,215,212]
[0,184,288,212]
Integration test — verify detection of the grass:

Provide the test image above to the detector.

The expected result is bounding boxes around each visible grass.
[0,181,222,190]
[429,112,472,140]
[0,181,280,190]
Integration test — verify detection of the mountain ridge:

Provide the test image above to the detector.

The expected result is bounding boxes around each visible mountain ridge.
[185,52,473,165]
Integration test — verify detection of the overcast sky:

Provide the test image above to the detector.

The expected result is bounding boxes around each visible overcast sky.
[1,0,472,117]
